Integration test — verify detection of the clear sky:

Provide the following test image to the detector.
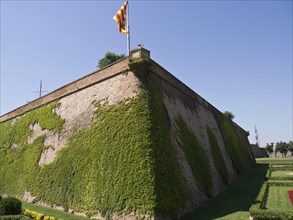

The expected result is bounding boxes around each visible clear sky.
[1,0,292,147]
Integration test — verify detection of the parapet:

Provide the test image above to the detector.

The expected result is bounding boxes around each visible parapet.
[129,45,150,60]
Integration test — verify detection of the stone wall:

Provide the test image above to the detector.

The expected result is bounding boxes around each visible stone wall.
[0,57,130,123]
[0,47,255,219]
[148,60,255,214]
[250,144,269,158]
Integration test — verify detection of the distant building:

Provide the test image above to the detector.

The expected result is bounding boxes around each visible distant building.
[250,144,269,158]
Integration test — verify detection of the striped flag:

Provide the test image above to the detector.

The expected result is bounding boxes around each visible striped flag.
[113,1,128,34]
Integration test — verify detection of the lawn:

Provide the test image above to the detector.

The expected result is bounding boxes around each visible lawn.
[257,158,293,165]
[19,158,292,220]
[183,158,293,220]
[22,201,90,220]
[271,170,293,177]
[266,186,293,212]
[183,163,268,220]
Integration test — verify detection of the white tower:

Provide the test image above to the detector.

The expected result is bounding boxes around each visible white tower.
[255,125,260,147]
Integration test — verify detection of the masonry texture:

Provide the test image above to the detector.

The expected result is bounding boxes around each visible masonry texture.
[0,48,255,219]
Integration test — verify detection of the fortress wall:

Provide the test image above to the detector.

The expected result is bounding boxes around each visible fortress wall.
[36,71,142,166]
[149,60,255,212]
[0,57,130,123]
[0,47,255,219]
[150,60,248,134]
[1,57,142,166]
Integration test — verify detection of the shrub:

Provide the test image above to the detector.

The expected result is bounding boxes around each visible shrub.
[0,215,24,220]
[22,208,63,220]
[249,181,293,219]
[22,209,31,217]
[35,213,44,220]
[249,204,293,220]
[0,197,22,216]
[269,176,293,181]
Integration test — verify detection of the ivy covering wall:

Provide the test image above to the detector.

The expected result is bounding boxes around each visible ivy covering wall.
[129,59,189,215]
[0,58,254,219]
[0,59,189,218]
[0,102,64,197]
[175,115,213,196]
[206,127,229,185]
[220,119,251,174]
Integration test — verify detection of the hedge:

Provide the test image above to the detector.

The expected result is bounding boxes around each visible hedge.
[0,216,26,220]
[249,206,293,220]
[249,181,293,219]
[269,176,293,181]
[0,197,22,216]
[22,208,63,220]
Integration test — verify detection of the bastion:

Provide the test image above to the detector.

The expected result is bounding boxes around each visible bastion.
[0,47,255,219]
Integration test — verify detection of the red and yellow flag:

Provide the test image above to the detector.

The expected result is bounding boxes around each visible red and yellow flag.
[113,1,128,34]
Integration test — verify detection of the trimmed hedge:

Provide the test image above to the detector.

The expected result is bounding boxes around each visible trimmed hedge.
[249,206,293,220]
[269,176,293,181]
[270,166,293,171]
[22,208,63,220]
[267,182,293,187]
[0,216,26,220]
[249,181,293,220]
[0,197,22,216]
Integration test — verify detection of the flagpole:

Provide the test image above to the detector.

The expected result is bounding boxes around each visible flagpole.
[127,0,130,55]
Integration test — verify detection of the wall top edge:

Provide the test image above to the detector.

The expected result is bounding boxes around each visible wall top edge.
[1,47,248,135]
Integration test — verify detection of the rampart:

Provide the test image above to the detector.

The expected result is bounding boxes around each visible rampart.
[0,47,255,219]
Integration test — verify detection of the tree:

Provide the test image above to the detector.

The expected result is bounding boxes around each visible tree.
[223,111,235,120]
[97,52,125,69]
[275,141,289,157]
[288,141,293,156]
[265,143,274,155]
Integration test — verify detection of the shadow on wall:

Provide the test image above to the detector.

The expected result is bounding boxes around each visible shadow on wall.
[183,164,269,220]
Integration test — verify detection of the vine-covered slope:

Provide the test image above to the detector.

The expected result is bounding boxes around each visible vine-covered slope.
[0,58,254,219]
[0,59,190,218]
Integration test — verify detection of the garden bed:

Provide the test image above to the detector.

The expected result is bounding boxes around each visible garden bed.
[289,190,293,206]
[249,163,293,220]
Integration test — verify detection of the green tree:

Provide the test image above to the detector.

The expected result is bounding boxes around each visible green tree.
[275,141,289,157]
[97,52,125,69]
[223,111,235,120]
[288,141,293,156]
[265,143,274,155]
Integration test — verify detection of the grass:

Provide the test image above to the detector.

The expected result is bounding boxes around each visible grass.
[22,201,90,220]
[183,163,268,220]
[257,158,293,165]
[266,186,293,212]
[183,158,293,220]
[17,159,292,220]
[271,170,293,177]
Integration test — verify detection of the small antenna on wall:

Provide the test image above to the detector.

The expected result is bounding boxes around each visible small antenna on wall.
[33,80,48,98]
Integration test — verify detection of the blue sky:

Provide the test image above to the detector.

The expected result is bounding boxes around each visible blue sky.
[1,0,292,146]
